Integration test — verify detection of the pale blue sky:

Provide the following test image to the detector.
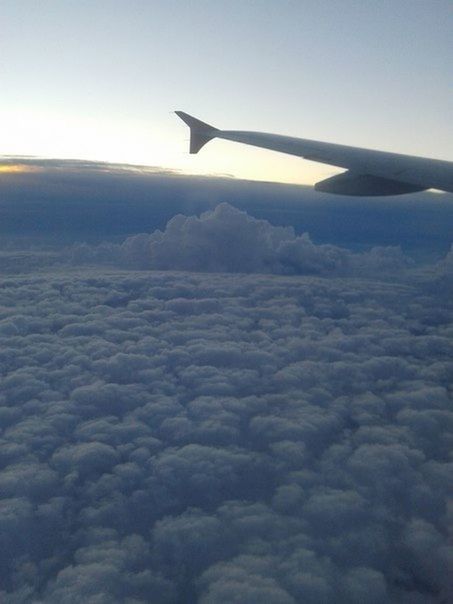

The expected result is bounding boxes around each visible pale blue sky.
[1,0,452,184]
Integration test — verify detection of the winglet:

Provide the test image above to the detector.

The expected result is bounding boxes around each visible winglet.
[175,111,219,154]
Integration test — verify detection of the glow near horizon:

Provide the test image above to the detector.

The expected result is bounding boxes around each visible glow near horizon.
[0,1,451,186]
[0,109,338,185]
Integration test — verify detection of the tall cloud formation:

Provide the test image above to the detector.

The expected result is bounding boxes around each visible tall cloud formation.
[69,203,414,278]
[0,205,452,603]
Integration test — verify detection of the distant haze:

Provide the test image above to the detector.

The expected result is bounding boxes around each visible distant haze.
[1,159,452,259]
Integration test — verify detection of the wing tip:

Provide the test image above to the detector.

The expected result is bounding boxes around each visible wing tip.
[175,111,218,154]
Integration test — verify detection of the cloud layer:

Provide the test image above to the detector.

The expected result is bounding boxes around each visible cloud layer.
[0,241,452,602]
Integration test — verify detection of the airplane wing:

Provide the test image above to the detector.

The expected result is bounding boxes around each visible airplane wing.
[175,111,453,196]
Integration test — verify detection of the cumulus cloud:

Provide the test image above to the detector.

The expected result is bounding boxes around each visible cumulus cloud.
[0,253,452,603]
[66,203,419,280]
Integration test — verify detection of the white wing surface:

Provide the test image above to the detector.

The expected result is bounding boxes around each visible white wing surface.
[175,111,453,196]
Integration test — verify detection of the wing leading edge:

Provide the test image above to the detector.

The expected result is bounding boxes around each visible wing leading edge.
[175,111,453,196]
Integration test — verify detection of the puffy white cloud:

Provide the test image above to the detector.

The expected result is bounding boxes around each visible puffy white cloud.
[0,205,452,602]
[62,203,421,280]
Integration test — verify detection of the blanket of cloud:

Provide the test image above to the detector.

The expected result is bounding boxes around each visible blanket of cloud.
[1,207,452,603]
[1,158,453,257]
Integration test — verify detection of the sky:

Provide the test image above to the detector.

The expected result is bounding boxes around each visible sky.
[1,0,452,184]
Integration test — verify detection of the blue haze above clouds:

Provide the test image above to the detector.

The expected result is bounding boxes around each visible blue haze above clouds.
[1,162,453,602]
[1,159,453,257]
